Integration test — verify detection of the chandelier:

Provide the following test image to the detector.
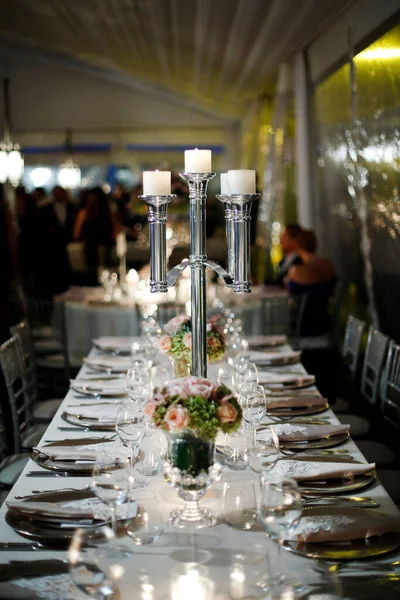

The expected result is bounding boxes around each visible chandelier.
[0,79,24,186]
[57,129,81,189]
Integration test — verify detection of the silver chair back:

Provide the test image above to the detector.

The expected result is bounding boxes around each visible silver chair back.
[0,337,33,453]
[342,315,365,379]
[360,327,389,406]
[10,322,38,399]
[380,340,400,440]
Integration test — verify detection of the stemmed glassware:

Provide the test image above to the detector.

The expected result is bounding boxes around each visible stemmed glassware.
[115,404,146,489]
[233,362,259,393]
[131,338,157,368]
[258,478,302,591]
[90,453,132,557]
[222,479,258,530]
[69,526,126,598]
[246,429,280,479]
[239,383,267,447]
[125,366,152,407]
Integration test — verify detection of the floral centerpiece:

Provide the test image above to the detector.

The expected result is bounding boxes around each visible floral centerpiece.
[144,376,242,475]
[158,314,225,377]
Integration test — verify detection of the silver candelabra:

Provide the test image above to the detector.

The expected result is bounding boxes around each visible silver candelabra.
[141,174,259,378]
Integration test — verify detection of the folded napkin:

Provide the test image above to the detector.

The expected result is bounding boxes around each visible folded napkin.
[288,512,400,543]
[6,501,95,521]
[34,446,98,462]
[273,423,350,442]
[66,404,119,423]
[252,351,301,364]
[84,357,132,372]
[249,335,287,348]
[0,560,69,584]
[93,336,137,352]
[70,378,126,396]
[272,459,375,482]
[259,372,315,387]
[267,395,327,410]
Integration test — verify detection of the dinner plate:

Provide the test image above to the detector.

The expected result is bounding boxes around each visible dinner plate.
[249,335,287,349]
[61,411,116,430]
[6,490,138,547]
[93,337,134,355]
[84,357,131,373]
[70,382,127,397]
[280,431,350,451]
[266,402,329,417]
[254,353,301,367]
[283,506,400,560]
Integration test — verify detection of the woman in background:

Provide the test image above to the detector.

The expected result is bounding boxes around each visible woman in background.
[73,187,120,270]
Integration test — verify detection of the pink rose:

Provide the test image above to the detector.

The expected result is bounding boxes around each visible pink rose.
[164,405,190,431]
[219,393,233,404]
[207,336,219,349]
[217,402,238,424]
[166,380,187,398]
[184,376,214,399]
[164,314,189,334]
[159,335,172,353]
[183,332,192,349]
[143,400,160,419]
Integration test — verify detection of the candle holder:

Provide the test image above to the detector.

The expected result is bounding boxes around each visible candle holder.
[229,194,260,293]
[216,194,235,278]
[140,194,176,293]
[119,255,127,292]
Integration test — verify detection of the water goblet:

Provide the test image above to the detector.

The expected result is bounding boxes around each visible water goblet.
[258,478,302,592]
[126,491,164,545]
[115,404,146,488]
[136,430,165,476]
[125,366,151,405]
[239,383,267,446]
[223,430,248,471]
[233,362,259,393]
[90,454,132,557]
[246,429,280,478]
[222,478,258,530]
[217,365,234,388]
[69,526,126,599]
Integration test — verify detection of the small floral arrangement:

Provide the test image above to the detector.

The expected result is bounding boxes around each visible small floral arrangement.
[144,376,242,441]
[158,314,225,363]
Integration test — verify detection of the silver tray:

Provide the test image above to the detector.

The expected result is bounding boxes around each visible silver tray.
[61,411,116,430]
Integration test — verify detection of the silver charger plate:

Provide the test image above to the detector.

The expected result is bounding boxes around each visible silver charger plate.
[61,411,116,431]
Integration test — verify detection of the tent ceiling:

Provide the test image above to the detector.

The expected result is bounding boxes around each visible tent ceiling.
[0,0,357,128]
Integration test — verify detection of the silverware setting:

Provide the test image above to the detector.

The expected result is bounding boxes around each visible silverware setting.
[302,495,379,508]
[313,559,400,575]
[26,471,91,478]
[14,486,91,499]
[0,542,67,551]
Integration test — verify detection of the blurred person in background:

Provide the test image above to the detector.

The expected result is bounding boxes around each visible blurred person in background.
[74,186,120,269]
[112,183,131,228]
[15,185,35,281]
[30,187,71,297]
[0,184,19,342]
[276,223,303,285]
[51,185,77,242]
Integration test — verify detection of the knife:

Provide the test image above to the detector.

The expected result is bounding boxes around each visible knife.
[26,471,91,478]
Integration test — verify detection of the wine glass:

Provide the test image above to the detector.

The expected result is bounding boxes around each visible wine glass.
[222,479,258,530]
[115,404,146,488]
[239,383,267,447]
[131,338,157,368]
[90,453,132,557]
[217,365,234,388]
[233,362,259,393]
[125,366,151,405]
[136,430,165,476]
[246,429,280,478]
[69,526,126,598]
[226,336,250,368]
[258,478,302,591]
[126,491,164,545]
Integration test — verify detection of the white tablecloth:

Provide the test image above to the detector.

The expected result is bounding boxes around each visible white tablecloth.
[1,341,396,599]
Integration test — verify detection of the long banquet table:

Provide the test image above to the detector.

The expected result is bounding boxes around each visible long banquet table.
[0,339,399,599]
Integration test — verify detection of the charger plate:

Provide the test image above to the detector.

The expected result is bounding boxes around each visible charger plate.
[6,490,138,547]
[262,377,316,391]
[283,506,400,560]
[255,354,301,367]
[61,411,115,430]
[32,447,106,475]
[280,431,350,451]
[267,402,329,417]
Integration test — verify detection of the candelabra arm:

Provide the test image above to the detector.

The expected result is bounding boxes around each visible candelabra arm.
[203,260,233,287]
[167,258,190,287]
[216,195,235,278]
[230,193,260,294]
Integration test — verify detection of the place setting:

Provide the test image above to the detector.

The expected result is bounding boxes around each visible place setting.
[248,334,287,349]
[251,349,302,367]
[92,336,137,355]
[258,370,316,391]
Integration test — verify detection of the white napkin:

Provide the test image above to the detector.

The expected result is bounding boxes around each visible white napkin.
[6,501,95,520]
[34,446,98,461]
[259,372,315,385]
[249,335,287,347]
[70,378,126,396]
[66,405,119,423]
[252,351,301,363]
[272,460,375,482]
[84,357,132,372]
[273,423,350,442]
[93,336,137,352]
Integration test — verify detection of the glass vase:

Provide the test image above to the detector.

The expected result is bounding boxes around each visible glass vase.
[163,432,221,528]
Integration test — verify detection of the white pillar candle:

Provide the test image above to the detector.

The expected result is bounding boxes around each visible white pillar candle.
[184,148,212,173]
[227,170,256,194]
[220,172,229,195]
[116,232,127,257]
[142,170,171,195]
